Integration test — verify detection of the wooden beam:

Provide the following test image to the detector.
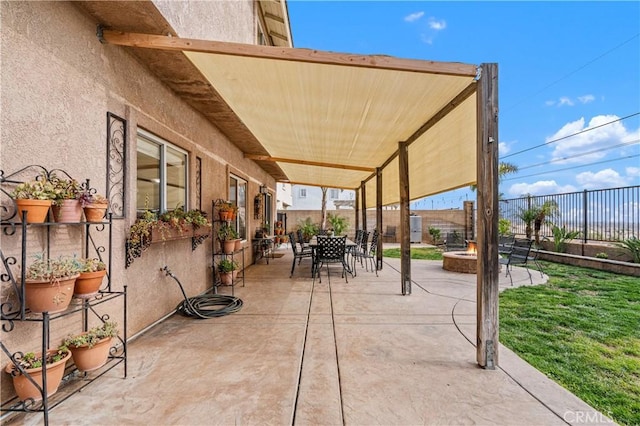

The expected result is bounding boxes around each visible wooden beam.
[355,190,360,231]
[361,181,367,232]
[375,169,383,271]
[476,63,499,369]
[398,142,411,295]
[283,180,354,191]
[245,154,376,172]
[99,29,478,77]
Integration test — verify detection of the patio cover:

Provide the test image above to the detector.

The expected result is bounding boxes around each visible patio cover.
[99,30,479,208]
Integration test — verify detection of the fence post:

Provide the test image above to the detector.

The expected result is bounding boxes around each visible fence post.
[582,189,588,243]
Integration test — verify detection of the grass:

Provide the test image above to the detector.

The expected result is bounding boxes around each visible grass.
[499,261,640,426]
[382,247,444,260]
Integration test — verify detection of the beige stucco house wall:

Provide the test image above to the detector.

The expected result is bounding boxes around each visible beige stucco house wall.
[0,0,282,402]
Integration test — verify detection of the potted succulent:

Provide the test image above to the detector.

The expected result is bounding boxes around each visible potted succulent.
[4,345,71,401]
[73,258,107,299]
[22,254,81,313]
[216,258,239,285]
[10,178,57,223]
[217,223,239,254]
[50,173,83,223]
[63,321,118,372]
[79,191,109,223]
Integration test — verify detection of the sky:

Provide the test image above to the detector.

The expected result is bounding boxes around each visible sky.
[287,1,640,210]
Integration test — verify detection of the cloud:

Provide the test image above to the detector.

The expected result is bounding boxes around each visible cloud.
[404,11,424,22]
[508,181,576,197]
[558,97,574,107]
[627,167,640,178]
[575,168,628,189]
[548,115,639,164]
[578,94,595,104]
[499,141,511,155]
[428,17,446,30]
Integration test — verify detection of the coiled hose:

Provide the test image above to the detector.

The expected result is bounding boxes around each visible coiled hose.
[162,266,243,319]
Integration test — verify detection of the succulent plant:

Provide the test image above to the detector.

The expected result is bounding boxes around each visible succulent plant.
[63,321,118,349]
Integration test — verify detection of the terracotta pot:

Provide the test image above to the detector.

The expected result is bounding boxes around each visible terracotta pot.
[68,336,112,372]
[234,239,243,251]
[52,199,83,223]
[74,270,107,299]
[23,275,78,313]
[83,203,108,222]
[219,270,238,285]
[5,349,71,401]
[15,199,52,223]
[222,240,236,254]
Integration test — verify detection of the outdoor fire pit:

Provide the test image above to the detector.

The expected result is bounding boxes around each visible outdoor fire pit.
[442,241,477,274]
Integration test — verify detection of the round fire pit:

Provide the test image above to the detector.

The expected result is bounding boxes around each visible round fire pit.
[442,251,477,274]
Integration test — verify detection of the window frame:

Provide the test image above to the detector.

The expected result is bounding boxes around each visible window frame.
[136,129,189,215]
[229,174,247,241]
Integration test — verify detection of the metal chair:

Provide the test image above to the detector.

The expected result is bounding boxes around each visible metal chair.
[358,229,379,276]
[288,232,313,278]
[313,235,349,284]
[444,232,466,251]
[499,238,534,285]
[382,225,396,243]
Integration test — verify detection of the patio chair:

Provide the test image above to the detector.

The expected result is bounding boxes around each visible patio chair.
[313,235,349,284]
[357,229,379,276]
[351,230,369,276]
[498,234,515,255]
[288,232,314,278]
[382,225,396,243]
[444,232,466,252]
[499,238,534,286]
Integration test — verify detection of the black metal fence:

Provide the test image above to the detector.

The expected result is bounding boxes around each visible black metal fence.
[500,185,639,242]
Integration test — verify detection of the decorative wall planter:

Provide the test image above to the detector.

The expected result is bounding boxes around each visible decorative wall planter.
[5,350,72,401]
[67,336,112,372]
[24,275,78,313]
[15,199,52,223]
[52,199,83,223]
[74,270,107,299]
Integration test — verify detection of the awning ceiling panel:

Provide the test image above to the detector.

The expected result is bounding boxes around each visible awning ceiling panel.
[185,51,477,197]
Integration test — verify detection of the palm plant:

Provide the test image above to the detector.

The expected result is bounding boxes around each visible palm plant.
[550,223,580,253]
[614,237,640,263]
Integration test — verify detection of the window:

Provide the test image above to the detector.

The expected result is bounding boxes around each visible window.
[299,188,307,198]
[136,130,188,214]
[330,189,339,199]
[229,175,247,240]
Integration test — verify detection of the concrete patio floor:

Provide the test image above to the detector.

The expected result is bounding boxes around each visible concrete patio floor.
[10,245,613,425]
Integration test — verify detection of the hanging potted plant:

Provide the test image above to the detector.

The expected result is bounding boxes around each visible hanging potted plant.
[63,321,118,372]
[217,223,239,254]
[73,258,107,299]
[22,254,82,313]
[50,174,83,223]
[79,191,109,223]
[10,178,57,223]
[4,345,71,401]
[216,258,239,285]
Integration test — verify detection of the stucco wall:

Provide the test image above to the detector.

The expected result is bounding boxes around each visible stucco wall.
[1,0,274,398]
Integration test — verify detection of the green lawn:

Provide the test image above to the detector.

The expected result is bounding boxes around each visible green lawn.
[500,261,640,426]
[382,247,444,260]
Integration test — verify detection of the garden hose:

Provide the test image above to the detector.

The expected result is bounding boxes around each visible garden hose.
[162,266,243,319]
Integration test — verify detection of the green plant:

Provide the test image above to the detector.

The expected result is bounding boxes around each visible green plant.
[614,236,640,263]
[217,258,239,273]
[78,190,108,208]
[498,218,511,236]
[217,223,238,241]
[10,178,57,200]
[25,254,82,282]
[517,207,537,239]
[63,321,118,349]
[14,345,70,370]
[49,173,82,205]
[550,223,580,253]
[327,213,349,236]
[428,226,441,243]
[595,252,609,259]
[77,257,106,273]
[297,217,319,242]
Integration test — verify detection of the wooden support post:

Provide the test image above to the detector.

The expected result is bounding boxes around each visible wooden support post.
[398,142,411,296]
[476,63,499,369]
[375,169,383,270]
[361,181,367,231]
[355,190,360,231]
